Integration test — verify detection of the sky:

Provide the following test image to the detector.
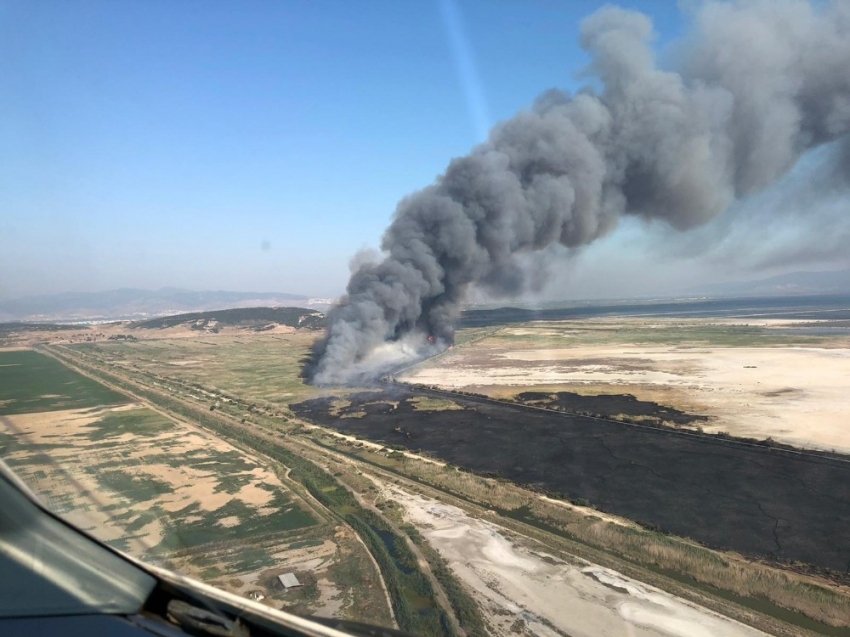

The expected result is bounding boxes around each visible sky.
[1,0,848,302]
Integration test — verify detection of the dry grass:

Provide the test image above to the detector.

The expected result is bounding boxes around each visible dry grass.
[328,399,352,416]
[343,444,850,629]
[580,522,850,627]
[409,396,464,412]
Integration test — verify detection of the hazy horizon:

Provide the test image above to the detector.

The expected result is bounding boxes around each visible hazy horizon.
[3,263,850,310]
[3,1,849,303]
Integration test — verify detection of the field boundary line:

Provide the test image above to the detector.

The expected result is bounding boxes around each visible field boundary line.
[388,380,850,466]
[40,345,404,629]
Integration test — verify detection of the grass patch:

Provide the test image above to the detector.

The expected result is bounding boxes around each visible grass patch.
[409,397,464,412]
[70,332,323,405]
[126,510,160,533]
[223,545,276,573]
[213,472,257,494]
[324,548,395,627]
[483,320,832,349]
[145,448,258,474]
[403,524,488,637]
[84,408,173,440]
[97,470,172,503]
[158,492,315,551]
[288,538,324,550]
[347,512,454,636]
[0,350,129,415]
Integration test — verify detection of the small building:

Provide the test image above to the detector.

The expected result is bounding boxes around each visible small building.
[277,573,301,589]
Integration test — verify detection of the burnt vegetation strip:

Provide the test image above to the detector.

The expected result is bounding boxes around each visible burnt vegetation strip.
[306,436,850,637]
[291,386,850,575]
[130,306,324,330]
[513,390,709,427]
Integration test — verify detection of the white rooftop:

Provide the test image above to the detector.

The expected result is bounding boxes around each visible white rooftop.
[277,573,301,588]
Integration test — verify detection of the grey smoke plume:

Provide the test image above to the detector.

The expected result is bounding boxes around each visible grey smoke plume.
[310,0,850,385]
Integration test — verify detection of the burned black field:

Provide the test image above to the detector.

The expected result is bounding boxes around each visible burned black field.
[292,386,850,573]
[513,390,710,427]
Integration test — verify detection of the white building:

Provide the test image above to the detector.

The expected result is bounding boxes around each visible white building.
[277,573,301,589]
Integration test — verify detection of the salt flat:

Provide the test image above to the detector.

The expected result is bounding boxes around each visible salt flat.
[387,485,767,637]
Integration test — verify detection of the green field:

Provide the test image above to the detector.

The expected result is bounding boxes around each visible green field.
[486,320,836,349]
[72,333,321,405]
[0,342,397,625]
[157,493,316,551]
[0,350,129,415]
[3,401,318,559]
[84,408,173,441]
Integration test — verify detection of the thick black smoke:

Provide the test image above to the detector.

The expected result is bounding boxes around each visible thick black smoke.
[310,0,850,385]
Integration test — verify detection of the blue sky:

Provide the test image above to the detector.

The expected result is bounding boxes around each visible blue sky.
[0,1,843,301]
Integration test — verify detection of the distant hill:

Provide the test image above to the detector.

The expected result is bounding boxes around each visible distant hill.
[0,288,330,322]
[688,269,850,298]
[130,306,325,331]
[0,322,80,334]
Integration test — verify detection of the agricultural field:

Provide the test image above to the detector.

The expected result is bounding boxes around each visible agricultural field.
[0,349,392,623]
[70,332,324,406]
[10,300,850,636]
[0,348,129,414]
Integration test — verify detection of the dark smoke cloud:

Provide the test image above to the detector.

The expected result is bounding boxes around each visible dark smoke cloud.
[310,0,850,385]
[650,138,850,273]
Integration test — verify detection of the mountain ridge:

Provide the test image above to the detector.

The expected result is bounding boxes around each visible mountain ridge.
[0,287,328,322]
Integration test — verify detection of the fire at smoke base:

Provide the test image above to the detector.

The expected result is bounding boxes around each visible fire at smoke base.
[308,0,850,385]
